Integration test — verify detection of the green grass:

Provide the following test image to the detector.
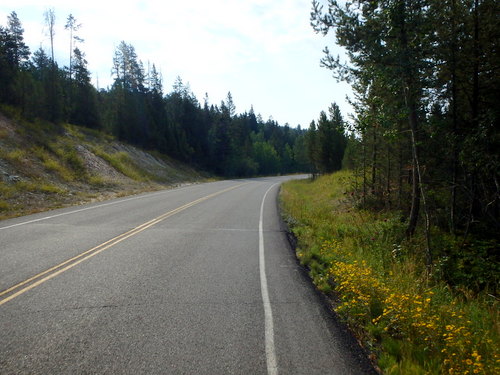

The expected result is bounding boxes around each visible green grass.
[280,171,499,375]
[1,179,65,198]
[0,200,10,211]
[93,147,151,182]
[87,175,108,187]
[33,147,75,182]
[47,142,86,177]
[30,141,88,182]
[13,180,65,195]
[0,128,8,139]
[38,183,65,194]
[2,149,28,165]
[63,123,113,143]
[0,183,15,199]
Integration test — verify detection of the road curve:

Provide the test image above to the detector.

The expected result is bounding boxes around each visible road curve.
[0,176,375,374]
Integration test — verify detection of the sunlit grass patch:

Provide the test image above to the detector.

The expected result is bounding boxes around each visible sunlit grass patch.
[2,149,28,164]
[0,128,8,139]
[0,199,10,211]
[93,147,150,182]
[64,123,113,143]
[0,182,16,198]
[87,175,108,187]
[12,179,65,195]
[33,147,75,182]
[38,183,65,194]
[14,180,38,192]
[47,142,86,178]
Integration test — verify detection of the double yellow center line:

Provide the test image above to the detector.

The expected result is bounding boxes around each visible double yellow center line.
[0,184,244,307]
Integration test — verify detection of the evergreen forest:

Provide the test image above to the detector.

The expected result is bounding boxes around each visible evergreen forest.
[0,10,314,178]
[309,0,499,290]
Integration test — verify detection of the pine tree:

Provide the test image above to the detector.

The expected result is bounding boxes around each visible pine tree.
[225,91,236,118]
[6,11,30,68]
[71,47,100,128]
[44,8,56,64]
[65,14,83,82]
[306,120,320,177]
[0,12,30,103]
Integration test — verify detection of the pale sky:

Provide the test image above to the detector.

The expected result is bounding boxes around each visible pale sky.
[0,0,352,128]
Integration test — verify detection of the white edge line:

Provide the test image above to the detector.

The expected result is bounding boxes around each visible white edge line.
[259,183,279,375]
[0,185,195,231]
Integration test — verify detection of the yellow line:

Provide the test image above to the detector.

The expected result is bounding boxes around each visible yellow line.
[0,184,244,306]
[0,228,143,298]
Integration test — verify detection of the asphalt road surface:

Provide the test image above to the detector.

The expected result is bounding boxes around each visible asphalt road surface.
[1,177,375,374]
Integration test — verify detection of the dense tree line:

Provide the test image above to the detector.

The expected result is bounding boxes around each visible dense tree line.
[0,11,311,177]
[311,0,499,288]
[306,102,348,176]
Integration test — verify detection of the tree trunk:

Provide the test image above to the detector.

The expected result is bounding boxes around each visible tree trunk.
[362,130,367,206]
[450,0,458,234]
[406,118,420,238]
[407,97,432,268]
[398,121,404,210]
[472,0,479,129]
[398,0,432,268]
[463,0,481,238]
[371,124,377,195]
[386,145,391,209]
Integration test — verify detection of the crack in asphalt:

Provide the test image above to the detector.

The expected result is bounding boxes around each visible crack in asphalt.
[6,299,314,315]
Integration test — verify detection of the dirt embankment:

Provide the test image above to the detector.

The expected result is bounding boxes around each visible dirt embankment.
[0,111,208,220]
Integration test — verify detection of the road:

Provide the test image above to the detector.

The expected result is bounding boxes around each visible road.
[0,177,375,374]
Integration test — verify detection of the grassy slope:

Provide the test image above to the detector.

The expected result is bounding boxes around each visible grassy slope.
[0,107,208,220]
[280,171,498,375]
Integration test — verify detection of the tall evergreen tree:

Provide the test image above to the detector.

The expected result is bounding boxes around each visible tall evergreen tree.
[64,14,83,82]
[0,12,30,104]
[316,103,347,173]
[306,120,320,177]
[70,47,100,128]
[43,8,56,64]
[6,11,29,68]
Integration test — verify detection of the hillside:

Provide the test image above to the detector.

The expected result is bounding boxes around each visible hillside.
[0,108,207,220]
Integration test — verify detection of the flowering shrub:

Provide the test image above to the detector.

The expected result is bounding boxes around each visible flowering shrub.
[313,240,499,374]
